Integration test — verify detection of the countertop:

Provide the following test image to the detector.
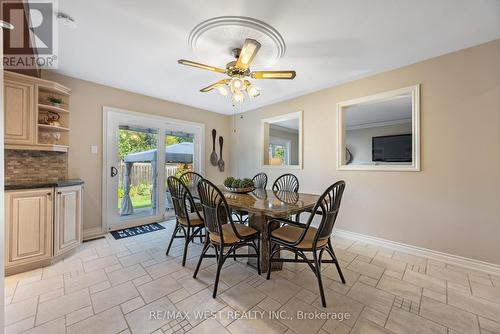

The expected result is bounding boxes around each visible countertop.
[5,179,84,191]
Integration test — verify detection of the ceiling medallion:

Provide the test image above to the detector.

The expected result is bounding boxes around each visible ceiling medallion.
[178,17,295,106]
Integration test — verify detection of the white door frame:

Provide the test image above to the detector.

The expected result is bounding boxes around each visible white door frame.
[102,106,204,232]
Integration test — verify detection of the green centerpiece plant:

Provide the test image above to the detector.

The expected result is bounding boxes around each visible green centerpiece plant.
[223,176,255,193]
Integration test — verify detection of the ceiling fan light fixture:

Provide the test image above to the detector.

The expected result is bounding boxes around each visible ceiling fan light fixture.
[247,85,260,98]
[230,77,244,91]
[231,90,245,105]
[216,84,229,96]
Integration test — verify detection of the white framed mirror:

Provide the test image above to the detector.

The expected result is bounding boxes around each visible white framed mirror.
[262,111,303,169]
[337,85,420,171]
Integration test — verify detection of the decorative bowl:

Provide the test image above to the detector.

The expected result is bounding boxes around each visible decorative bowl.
[224,186,255,194]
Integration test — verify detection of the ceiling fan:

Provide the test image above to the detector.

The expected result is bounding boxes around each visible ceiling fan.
[178,38,296,105]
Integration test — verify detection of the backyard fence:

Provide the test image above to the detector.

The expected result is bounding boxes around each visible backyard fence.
[119,163,179,187]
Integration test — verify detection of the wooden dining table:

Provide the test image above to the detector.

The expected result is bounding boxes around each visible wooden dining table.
[219,188,320,273]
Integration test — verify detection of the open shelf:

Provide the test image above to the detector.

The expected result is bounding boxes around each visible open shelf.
[38,124,70,132]
[38,103,70,114]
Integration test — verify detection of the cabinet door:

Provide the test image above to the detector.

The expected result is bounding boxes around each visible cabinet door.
[4,79,35,144]
[54,185,82,255]
[5,189,53,266]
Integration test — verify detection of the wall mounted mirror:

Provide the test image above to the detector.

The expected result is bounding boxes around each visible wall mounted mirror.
[337,85,420,171]
[262,111,303,169]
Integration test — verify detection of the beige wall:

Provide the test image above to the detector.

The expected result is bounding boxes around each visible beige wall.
[230,39,500,264]
[42,71,232,237]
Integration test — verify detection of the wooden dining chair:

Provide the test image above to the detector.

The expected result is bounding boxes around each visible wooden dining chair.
[272,173,299,192]
[193,179,261,298]
[234,172,268,224]
[165,176,205,266]
[266,181,346,307]
[252,172,268,189]
[179,171,204,211]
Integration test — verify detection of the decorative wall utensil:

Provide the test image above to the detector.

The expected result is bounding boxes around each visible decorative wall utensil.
[218,136,225,172]
[210,129,218,166]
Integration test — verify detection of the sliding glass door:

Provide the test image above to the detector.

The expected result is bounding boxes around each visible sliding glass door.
[104,108,203,231]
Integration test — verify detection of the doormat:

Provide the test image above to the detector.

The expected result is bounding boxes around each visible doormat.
[111,223,165,240]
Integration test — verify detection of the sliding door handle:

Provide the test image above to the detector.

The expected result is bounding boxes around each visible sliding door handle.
[111,166,118,177]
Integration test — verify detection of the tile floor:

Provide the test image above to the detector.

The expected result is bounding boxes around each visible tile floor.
[4,220,500,334]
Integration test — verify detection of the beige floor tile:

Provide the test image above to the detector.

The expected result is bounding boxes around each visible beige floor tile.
[5,315,34,334]
[41,259,83,279]
[167,288,191,303]
[5,297,38,326]
[125,297,177,334]
[108,263,147,285]
[471,281,500,304]
[347,259,385,280]
[350,318,393,334]
[377,275,422,303]
[321,318,351,334]
[358,306,389,327]
[95,244,128,258]
[479,316,500,333]
[132,274,153,286]
[219,263,254,287]
[427,264,469,286]
[119,251,153,267]
[312,289,363,327]
[36,288,91,325]
[469,273,494,287]
[145,260,183,279]
[386,307,446,334]
[12,276,63,302]
[359,275,379,287]
[258,297,282,312]
[89,280,111,294]
[257,278,301,304]
[290,269,333,294]
[422,288,446,303]
[65,269,108,293]
[67,306,127,334]
[83,255,119,272]
[220,281,266,312]
[348,243,379,258]
[448,288,500,321]
[91,280,139,313]
[402,269,446,294]
[392,252,427,267]
[38,287,64,303]
[187,319,232,334]
[420,296,480,334]
[347,282,394,314]
[175,288,226,326]
[322,266,359,286]
[294,288,319,304]
[121,296,145,314]
[491,274,500,287]
[137,274,182,303]
[371,254,407,273]
[279,298,327,334]
[66,306,94,326]
[23,317,65,334]
[227,307,288,334]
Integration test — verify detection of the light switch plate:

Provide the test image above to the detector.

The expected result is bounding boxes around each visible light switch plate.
[91,145,98,154]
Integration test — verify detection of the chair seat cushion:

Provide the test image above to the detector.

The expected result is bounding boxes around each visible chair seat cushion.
[178,212,204,226]
[271,225,328,249]
[210,223,258,244]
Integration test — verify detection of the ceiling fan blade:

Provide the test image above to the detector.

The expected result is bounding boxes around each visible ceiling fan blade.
[178,59,226,73]
[200,80,228,92]
[251,70,296,79]
[235,39,261,70]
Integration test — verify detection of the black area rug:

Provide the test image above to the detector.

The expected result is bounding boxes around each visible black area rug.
[110,223,165,240]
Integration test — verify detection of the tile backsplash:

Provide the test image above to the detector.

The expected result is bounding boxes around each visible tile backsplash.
[5,150,68,185]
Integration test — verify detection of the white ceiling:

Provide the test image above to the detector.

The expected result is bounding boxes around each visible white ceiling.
[345,96,412,127]
[271,119,300,131]
[54,0,500,115]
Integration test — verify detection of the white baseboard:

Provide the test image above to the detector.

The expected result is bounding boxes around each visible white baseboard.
[334,229,500,276]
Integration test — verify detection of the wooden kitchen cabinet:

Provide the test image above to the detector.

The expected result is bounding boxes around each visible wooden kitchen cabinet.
[54,185,82,255]
[5,189,53,268]
[4,78,35,145]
